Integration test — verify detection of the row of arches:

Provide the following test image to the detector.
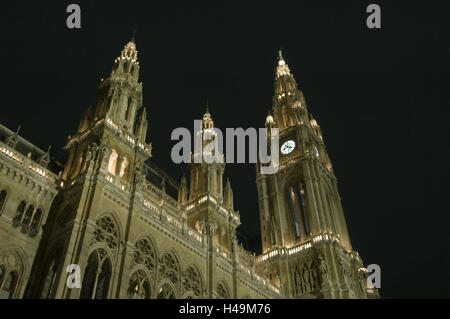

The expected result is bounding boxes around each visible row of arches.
[36,213,232,299]
[0,248,27,299]
[0,193,43,237]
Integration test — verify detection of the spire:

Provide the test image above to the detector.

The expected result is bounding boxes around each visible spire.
[111,39,139,77]
[202,104,213,129]
[276,49,291,78]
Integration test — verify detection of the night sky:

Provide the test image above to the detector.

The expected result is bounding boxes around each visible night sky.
[2,1,450,298]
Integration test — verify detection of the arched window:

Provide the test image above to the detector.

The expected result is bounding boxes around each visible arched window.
[182,266,202,298]
[134,238,156,273]
[298,182,311,234]
[216,281,230,299]
[30,209,42,236]
[107,149,118,175]
[119,157,129,181]
[93,216,119,250]
[128,270,150,299]
[123,62,128,72]
[22,205,34,226]
[80,249,111,299]
[0,189,7,215]
[0,271,17,299]
[286,182,311,240]
[287,186,301,239]
[156,283,175,299]
[158,252,180,285]
[95,258,111,299]
[15,201,26,221]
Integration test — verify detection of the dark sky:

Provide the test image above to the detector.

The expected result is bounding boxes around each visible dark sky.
[2,1,450,298]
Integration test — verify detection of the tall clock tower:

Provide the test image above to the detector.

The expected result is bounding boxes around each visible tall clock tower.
[255,51,378,299]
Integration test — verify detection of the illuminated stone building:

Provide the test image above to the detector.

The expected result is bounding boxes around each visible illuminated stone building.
[0,40,378,299]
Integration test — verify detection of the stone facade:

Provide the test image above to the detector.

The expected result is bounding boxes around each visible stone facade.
[0,40,378,299]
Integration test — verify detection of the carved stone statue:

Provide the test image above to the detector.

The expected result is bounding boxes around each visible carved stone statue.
[207,221,217,236]
[318,254,328,278]
[87,142,99,162]
[199,217,206,234]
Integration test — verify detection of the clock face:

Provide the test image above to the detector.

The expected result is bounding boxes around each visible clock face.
[281,140,296,155]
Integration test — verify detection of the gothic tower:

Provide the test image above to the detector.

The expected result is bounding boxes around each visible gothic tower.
[186,109,240,252]
[24,38,152,298]
[255,51,378,298]
[182,108,242,297]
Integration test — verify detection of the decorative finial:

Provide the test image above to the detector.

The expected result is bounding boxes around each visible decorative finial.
[16,125,21,135]
[278,48,283,60]
[205,99,209,113]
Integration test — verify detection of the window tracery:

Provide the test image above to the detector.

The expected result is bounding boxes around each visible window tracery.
[93,216,119,250]
[182,266,202,297]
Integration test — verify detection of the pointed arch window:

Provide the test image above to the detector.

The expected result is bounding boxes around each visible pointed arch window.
[107,149,118,175]
[0,189,7,215]
[182,266,202,298]
[134,238,156,273]
[30,208,42,236]
[156,283,175,299]
[0,271,17,299]
[21,205,34,226]
[15,201,26,221]
[80,249,111,299]
[159,252,180,285]
[287,186,301,239]
[128,270,150,299]
[286,182,311,240]
[216,282,230,299]
[298,182,311,234]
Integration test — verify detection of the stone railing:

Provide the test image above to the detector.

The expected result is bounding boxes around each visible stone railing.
[0,141,59,184]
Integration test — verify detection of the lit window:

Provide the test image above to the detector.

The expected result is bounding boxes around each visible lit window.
[107,150,118,175]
